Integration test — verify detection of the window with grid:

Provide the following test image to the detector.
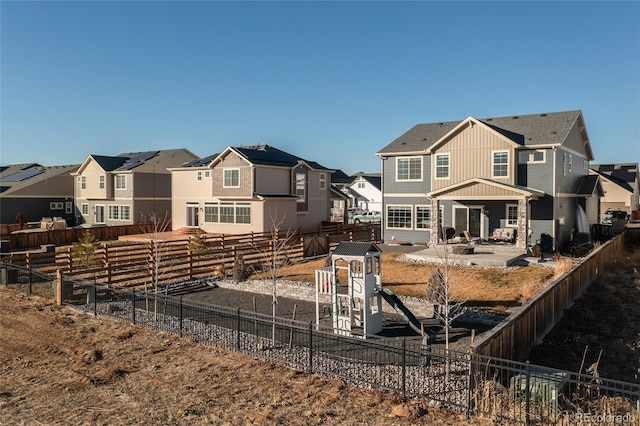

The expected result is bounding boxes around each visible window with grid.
[435,154,450,179]
[235,203,251,224]
[108,205,119,220]
[204,204,219,223]
[223,169,239,187]
[115,175,127,190]
[493,151,509,177]
[50,202,63,210]
[197,171,202,181]
[386,205,412,229]
[396,157,422,181]
[319,173,326,190]
[295,173,306,202]
[506,204,518,227]
[80,176,86,190]
[81,204,89,215]
[99,175,105,189]
[220,203,234,223]
[120,206,131,221]
[416,206,431,229]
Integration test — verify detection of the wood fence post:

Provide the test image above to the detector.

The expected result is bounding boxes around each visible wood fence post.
[55,269,64,306]
[65,247,72,272]
[188,247,193,280]
[106,262,111,285]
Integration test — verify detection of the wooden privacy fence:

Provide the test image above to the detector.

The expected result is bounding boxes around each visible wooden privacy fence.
[7,223,380,291]
[0,223,171,250]
[470,231,628,361]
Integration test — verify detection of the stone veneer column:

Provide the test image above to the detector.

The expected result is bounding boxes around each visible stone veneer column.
[430,198,439,245]
[517,197,527,249]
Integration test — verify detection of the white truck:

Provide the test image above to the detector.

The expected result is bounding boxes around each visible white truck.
[353,211,381,223]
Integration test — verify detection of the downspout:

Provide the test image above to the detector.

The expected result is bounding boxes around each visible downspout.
[380,156,385,243]
[552,146,557,249]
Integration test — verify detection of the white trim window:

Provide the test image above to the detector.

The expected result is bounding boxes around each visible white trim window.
[357,181,365,189]
[295,173,306,203]
[235,203,251,224]
[220,203,235,223]
[204,170,211,178]
[80,176,86,190]
[196,171,203,181]
[223,168,240,188]
[415,205,431,230]
[120,206,131,221]
[435,154,450,179]
[506,204,518,227]
[108,205,119,220]
[520,150,545,164]
[81,203,89,215]
[319,173,327,190]
[396,157,422,181]
[50,202,63,210]
[492,151,509,178]
[115,174,127,190]
[204,203,219,223]
[386,205,412,229]
[65,202,73,214]
[569,154,572,173]
[99,175,105,189]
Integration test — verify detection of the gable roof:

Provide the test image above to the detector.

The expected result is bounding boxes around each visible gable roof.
[331,169,353,185]
[427,177,545,199]
[590,163,639,193]
[576,174,604,197]
[332,241,381,257]
[0,164,79,195]
[352,173,381,191]
[193,144,333,171]
[78,149,194,174]
[377,110,588,157]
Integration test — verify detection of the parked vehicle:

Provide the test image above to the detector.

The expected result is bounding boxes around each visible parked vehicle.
[601,208,626,225]
[353,211,381,223]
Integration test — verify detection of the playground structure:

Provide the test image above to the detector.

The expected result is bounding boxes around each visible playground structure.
[315,241,426,339]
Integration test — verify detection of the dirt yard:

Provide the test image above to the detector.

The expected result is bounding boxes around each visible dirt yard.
[256,252,556,314]
[0,288,493,426]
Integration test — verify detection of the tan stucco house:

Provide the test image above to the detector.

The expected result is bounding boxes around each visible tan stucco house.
[72,149,198,226]
[590,163,640,219]
[169,144,333,233]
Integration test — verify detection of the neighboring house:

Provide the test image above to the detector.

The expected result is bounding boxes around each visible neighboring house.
[169,144,333,234]
[376,110,596,251]
[73,149,198,226]
[329,185,350,222]
[346,173,382,212]
[0,163,79,225]
[590,163,640,219]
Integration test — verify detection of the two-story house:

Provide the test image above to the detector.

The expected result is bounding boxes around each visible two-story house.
[346,173,382,213]
[169,144,333,234]
[590,163,640,219]
[376,110,596,251]
[0,163,79,225]
[72,149,198,226]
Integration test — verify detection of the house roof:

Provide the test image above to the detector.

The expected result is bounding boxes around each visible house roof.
[332,241,381,257]
[576,174,604,197]
[331,169,353,185]
[590,163,638,193]
[0,164,79,195]
[377,110,587,156]
[190,144,333,171]
[330,184,350,199]
[427,177,545,199]
[353,173,381,191]
[79,149,194,174]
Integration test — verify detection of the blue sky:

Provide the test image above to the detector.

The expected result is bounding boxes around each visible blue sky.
[1,1,639,175]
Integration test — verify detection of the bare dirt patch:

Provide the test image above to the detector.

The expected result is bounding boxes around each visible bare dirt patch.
[0,288,491,425]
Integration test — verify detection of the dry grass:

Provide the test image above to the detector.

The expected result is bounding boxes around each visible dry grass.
[253,252,554,313]
[0,288,484,425]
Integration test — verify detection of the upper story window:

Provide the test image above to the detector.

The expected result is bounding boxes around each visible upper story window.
[569,154,573,173]
[319,173,327,190]
[295,173,306,202]
[357,181,365,189]
[196,171,203,181]
[204,170,211,178]
[520,150,545,164]
[563,153,567,176]
[115,175,127,190]
[79,176,86,190]
[99,175,105,189]
[396,157,422,181]
[223,168,240,188]
[492,151,509,178]
[435,154,450,179]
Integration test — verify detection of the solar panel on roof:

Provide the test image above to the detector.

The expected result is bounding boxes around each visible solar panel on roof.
[119,151,160,170]
[1,168,45,182]
[0,186,10,193]
[0,167,8,174]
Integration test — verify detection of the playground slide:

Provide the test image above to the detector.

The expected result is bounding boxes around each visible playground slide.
[379,288,424,335]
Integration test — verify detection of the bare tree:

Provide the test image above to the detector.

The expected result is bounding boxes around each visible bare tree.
[425,229,470,380]
[140,213,175,319]
[253,211,298,345]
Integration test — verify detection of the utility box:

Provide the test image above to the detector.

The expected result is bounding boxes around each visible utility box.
[1,267,18,285]
[509,367,569,416]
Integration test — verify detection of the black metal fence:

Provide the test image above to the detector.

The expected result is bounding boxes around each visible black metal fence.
[2,263,639,425]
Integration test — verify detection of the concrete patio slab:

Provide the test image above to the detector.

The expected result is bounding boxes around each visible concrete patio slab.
[401,243,528,267]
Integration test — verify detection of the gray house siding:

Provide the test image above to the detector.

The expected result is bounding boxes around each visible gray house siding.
[1,198,74,225]
[517,149,553,193]
[382,195,431,243]
[381,155,431,194]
